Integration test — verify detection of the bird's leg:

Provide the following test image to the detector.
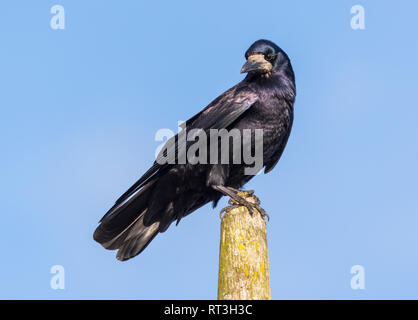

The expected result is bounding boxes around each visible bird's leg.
[212,185,269,220]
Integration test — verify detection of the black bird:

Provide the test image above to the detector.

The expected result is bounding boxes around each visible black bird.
[94,39,296,261]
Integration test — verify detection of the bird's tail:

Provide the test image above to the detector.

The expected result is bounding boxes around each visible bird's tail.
[93,181,160,261]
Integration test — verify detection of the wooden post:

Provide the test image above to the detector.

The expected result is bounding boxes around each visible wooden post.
[217,192,271,300]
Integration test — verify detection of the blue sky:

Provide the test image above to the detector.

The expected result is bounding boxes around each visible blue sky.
[1,0,417,299]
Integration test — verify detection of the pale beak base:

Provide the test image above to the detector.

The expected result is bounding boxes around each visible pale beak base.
[241,53,273,74]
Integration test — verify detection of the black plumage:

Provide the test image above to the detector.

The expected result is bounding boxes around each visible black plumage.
[93,39,296,261]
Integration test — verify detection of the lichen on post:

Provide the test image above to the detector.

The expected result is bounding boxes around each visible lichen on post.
[217,192,271,300]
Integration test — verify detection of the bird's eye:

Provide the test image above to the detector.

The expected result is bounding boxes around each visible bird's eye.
[265,53,275,62]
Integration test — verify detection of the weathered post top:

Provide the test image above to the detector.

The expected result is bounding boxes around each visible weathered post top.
[217,192,271,300]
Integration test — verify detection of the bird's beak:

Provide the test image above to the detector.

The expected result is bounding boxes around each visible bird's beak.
[240,53,273,74]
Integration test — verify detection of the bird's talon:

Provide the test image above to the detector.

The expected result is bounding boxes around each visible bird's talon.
[220,204,241,219]
[248,207,254,216]
[257,207,270,221]
[246,202,269,221]
[251,195,261,205]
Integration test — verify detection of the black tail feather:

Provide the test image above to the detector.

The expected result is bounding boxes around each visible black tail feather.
[93,180,162,260]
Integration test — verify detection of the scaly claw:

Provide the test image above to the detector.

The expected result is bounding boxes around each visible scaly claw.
[214,185,270,221]
[220,193,269,220]
[219,204,241,219]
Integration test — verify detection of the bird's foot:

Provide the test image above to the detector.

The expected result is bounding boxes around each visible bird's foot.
[213,185,269,220]
[250,203,270,221]
[232,197,270,221]
[219,204,241,219]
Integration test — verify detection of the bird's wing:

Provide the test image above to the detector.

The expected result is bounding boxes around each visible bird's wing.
[154,84,258,166]
[186,84,258,130]
[102,83,258,221]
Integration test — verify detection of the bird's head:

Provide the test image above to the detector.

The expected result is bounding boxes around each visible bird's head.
[241,39,290,78]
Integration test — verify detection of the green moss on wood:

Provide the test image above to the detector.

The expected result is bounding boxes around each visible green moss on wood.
[217,193,271,300]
